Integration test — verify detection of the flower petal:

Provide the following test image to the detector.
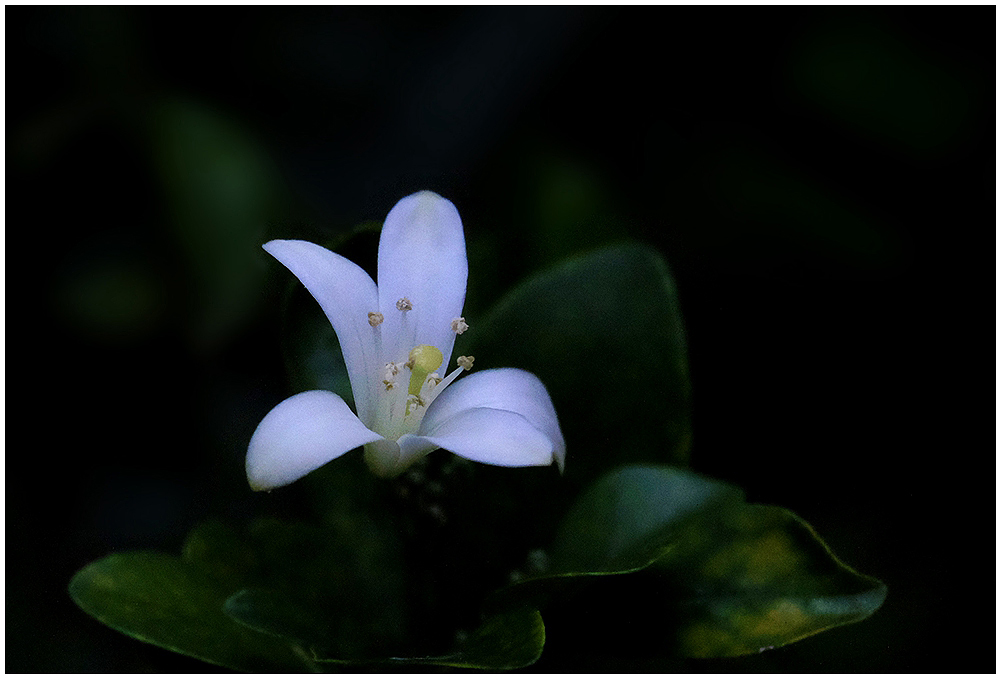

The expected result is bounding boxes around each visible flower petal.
[377,191,467,367]
[247,390,383,490]
[421,368,566,471]
[263,239,381,424]
[412,407,555,468]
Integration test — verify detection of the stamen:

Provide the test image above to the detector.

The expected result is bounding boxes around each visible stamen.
[368,312,384,327]
[395,297,414,360]
[450,317,469,335]
[428,355,474,402]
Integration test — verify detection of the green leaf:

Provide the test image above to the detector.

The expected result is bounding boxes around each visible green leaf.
[71,506,411,671]
[149,97,287,345]
[462,244,692,487]
[495,465,886,659]
[181,519,260,589]
[225,588,341,650]
[551,465,743,574]
[667,502,887,657]
[312,607,546,670]
[223,515,410,660]
[68,552,308,672]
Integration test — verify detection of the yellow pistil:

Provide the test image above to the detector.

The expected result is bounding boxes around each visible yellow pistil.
[406,344,443,397]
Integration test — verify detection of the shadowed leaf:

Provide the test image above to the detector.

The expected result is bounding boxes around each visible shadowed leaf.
[68,552,308,672]
[492,465,885,658]
[311,607,545,670]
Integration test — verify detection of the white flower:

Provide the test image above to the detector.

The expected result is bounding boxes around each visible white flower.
[247,191,565,489]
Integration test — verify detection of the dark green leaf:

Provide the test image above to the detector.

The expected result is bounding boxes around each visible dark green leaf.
[225,515,410,660]
[494,465,886,658]
[181,519,259,589]
[792,21,973,153]
[462,244,691,488]
[662,501,887,657]
[551,465,743,574]
[312,607,545,670]
[225,588,340,649]
[68,552,308,672]
[150,97,287,345]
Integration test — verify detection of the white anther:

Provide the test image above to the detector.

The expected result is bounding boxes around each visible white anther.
[368,311,384,327]
[396,297,413,312]
[450,317,469,335]
[457,356,474,371]
[384,362,400,382]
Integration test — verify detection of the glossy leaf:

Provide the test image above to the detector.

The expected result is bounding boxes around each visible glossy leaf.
[461,244,691,487]
[551,465,743,574]
[494,465,886,659]
[68,552,308,672]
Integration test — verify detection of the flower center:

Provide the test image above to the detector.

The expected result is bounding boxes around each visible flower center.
[366,306,474,443]
[371,343,474,442]
[406,344,442,397]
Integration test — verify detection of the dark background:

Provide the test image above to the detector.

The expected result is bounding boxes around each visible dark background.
[8,7,991,673]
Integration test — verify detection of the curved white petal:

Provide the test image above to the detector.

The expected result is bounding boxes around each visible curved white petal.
[377,191,467,367]
[247,391,383,490]
[263,240,381,424]
[413,407,555,468]
[421,368,566,471]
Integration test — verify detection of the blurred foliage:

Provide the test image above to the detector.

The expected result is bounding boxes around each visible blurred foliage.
[149,97,289,347]
[792,19,976,154]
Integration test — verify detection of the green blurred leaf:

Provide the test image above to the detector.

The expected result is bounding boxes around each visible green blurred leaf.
[462,244,691,487]
[793,20,974,153]
[524,153,630,268]
[181,519,260,589]
[68,552,308,672]
[711,145,898,268]
[150,97,287,346]
[494,465,885,659]
[283,290,353,400]
[312,607,545,670]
